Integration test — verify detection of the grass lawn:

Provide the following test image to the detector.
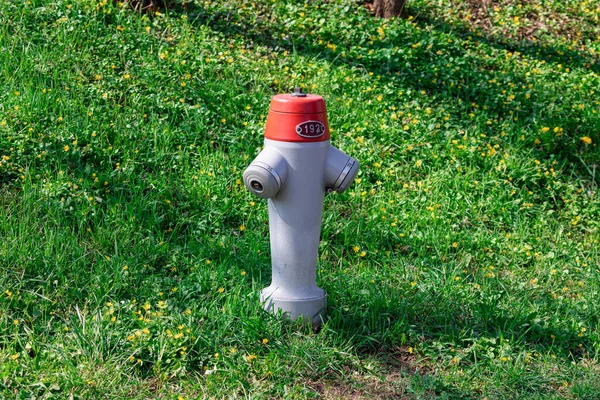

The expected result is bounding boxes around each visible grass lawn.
[1,0,599,398]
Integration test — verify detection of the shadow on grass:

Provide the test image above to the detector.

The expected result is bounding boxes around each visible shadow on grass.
[325,271,597,360]
[178,1,598,185]
[407,3,600,75]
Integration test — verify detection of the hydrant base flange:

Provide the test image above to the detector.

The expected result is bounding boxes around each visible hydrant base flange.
[260,289,327,326]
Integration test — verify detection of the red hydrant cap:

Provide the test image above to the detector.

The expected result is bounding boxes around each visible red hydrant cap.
[264,90,330,142]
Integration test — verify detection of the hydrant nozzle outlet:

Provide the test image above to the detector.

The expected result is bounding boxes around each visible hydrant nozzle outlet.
[325,146,360,193]
[243,146,288,199]
[243,91,359,326]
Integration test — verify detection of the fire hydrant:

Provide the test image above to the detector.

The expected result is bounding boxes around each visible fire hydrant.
[243,88,359,325]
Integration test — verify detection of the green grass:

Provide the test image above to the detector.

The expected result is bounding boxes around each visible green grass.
[1,0,599,398]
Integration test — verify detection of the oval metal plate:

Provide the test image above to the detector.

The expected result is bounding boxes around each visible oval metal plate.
[295,120,326,138]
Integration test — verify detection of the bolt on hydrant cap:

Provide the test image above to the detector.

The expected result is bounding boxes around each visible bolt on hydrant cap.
[291,87,307,97]
[269,91,327,114]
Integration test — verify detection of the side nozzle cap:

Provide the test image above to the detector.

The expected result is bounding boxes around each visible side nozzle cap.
[243,162,282,199]
[325,146,360,193]
[332,157,359,193]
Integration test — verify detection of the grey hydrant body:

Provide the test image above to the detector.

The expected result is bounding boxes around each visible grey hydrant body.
[243,89,359,325]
